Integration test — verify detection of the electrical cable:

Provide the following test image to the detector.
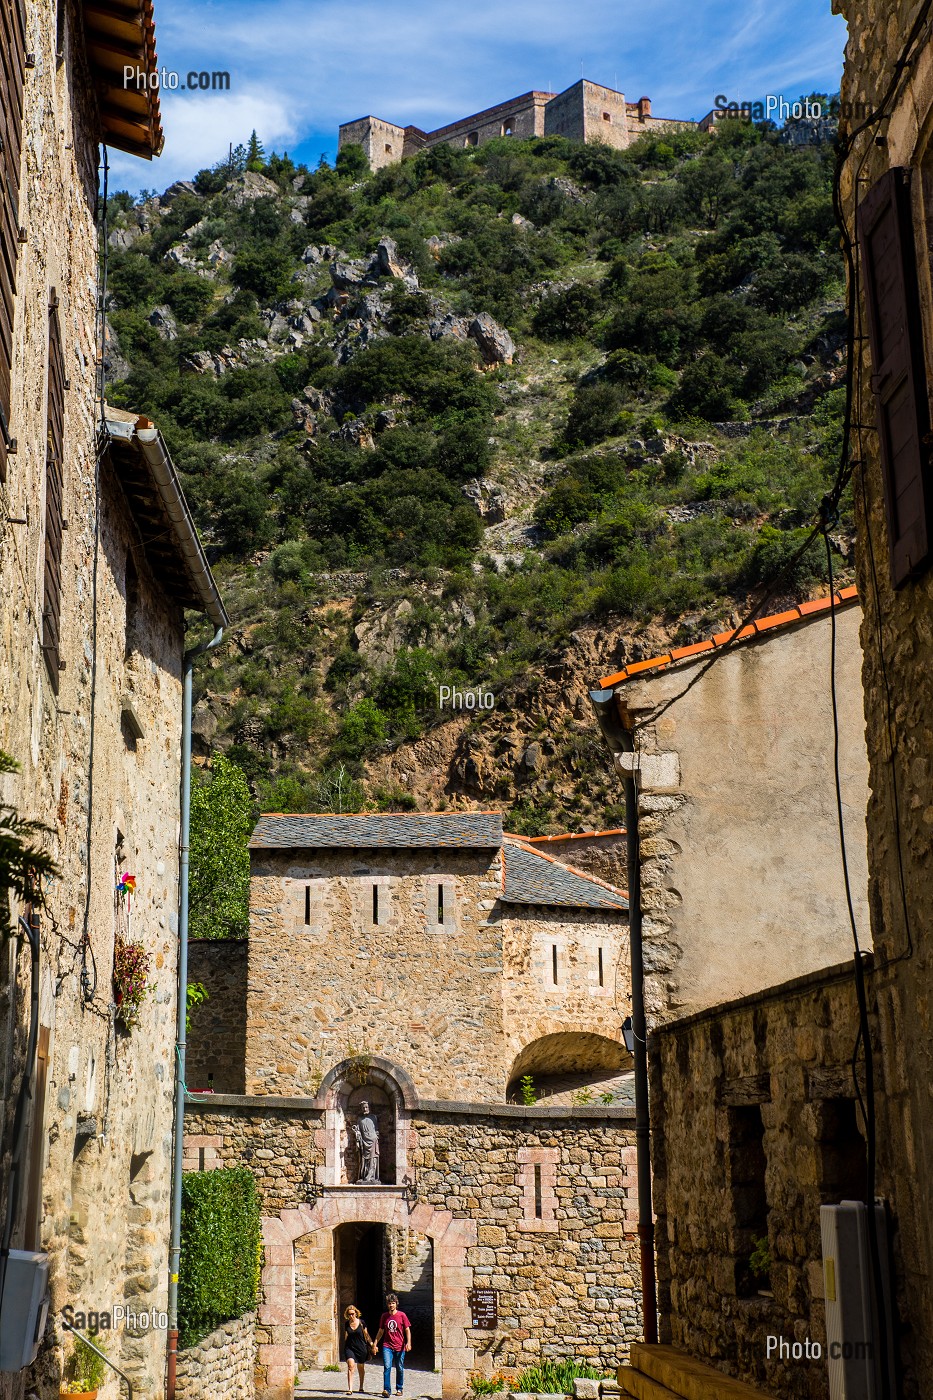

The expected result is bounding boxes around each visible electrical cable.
[823,517,891,1400]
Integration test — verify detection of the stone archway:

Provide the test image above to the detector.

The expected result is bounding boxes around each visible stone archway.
[258,1190,477,1400]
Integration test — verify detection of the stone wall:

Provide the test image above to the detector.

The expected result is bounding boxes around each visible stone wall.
[0,1,186,1396]
[604,602,870,1022]
[184,1098,640,1397]
[429,92,550,149]
[836,3,933,1392]
[176,1312,257,1400]
[187,939,248,1092]
[544,81,630,151]
[649,959,895,1399]
[338,116,407,170]
[243,848,628,1104]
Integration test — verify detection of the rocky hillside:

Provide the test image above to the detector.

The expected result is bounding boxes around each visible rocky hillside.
[106,124,850,832]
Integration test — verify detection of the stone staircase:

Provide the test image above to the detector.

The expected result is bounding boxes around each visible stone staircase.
[617,1345,777,1400]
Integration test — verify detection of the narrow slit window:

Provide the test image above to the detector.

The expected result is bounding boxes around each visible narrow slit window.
[372,884,379,925]
[304,885,311,925]
[552,946,558,985]
[598,947,604,987]
[437,884,444,925]
[533,1163,543,1219]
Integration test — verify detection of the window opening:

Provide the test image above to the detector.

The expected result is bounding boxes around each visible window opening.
[372,884,379,925]
[598,947,604,986]
[305,885,311,925]
[437,884,444,924]
[552,945,558,984]
[533,1163,543,1219]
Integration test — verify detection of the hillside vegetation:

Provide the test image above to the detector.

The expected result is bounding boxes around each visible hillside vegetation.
[106,121,850,831]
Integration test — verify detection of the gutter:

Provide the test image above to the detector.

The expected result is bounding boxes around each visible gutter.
[104,414,229,631]
[166,624,224,1398]
[589,686,658,1347]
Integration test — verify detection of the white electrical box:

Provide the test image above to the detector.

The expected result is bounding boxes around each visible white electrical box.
[820,1201,896,1399]
[0,1250,50,1372]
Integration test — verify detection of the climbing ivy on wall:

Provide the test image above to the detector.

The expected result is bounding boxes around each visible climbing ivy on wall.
[178,1166,262,1348]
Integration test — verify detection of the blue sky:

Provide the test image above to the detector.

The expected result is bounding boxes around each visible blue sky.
[110,0,848,192]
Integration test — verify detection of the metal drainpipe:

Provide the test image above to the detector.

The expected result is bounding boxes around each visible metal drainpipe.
[589,688,657,1346]
[167,625,223,1398]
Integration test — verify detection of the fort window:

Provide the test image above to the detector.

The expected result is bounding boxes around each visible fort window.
[437,884,444,925]
[517,1147,558,1231]
[598,947,604,986]
[305,885,312,926]
[816,1096,867,1203]
[502,122,513,136]
[384,143,392,154]
[552,945,559,984]
[372,883,379,925]
[465,131,479,147]
[602,111,612,121]
[727,1103,770,1296]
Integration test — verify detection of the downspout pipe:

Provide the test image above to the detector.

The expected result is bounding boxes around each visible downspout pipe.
[167,624,224,1399]
[589,688,658,1347]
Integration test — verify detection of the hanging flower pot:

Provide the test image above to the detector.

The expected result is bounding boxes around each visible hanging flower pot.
[112,936,152,1030]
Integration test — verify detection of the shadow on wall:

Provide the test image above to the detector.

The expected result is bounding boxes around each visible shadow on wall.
[187,938,248,1092]
[506,1030,634,1106]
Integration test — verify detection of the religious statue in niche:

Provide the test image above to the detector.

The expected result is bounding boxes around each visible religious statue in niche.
[353,1100,380,1183]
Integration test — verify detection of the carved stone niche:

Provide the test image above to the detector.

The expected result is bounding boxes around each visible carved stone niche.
[316,1056,417,1187]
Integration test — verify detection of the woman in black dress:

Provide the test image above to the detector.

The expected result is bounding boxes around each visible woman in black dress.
[343,1305,375,1393]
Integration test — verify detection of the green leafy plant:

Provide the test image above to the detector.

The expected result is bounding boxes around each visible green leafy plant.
[0,750,58,938]
[515,1359,604,1394]
[189,755,254,939]
[323,1364,342,1373]
[519,1074,537,1106]
[186,981,209,1033]
[63,1335,107,1392]
[113,937,152,1030]
[469,1371,516,1394]
[749,1234,772,1281]
[179,1166,262,1348]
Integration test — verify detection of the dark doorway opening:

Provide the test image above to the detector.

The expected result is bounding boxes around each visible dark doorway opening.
[334,1222,435,1369]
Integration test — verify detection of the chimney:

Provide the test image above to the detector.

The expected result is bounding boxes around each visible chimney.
[638,96,651,121]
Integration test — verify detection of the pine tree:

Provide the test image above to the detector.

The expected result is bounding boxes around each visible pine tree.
[245,129,265,172]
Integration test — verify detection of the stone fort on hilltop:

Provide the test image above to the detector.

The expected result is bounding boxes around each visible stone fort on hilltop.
[339,77,698,170]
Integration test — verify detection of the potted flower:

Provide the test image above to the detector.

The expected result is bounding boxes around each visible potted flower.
[61,1336,106,1398]
[113,935,152,1030]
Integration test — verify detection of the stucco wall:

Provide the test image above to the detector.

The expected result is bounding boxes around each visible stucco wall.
[649,960,893,1399]
[836,3,933,1392]
[608,604,870,1021]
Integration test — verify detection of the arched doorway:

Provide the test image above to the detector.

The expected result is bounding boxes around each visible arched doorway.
[331,1221,435,1365]
[505,1030,634,1105]
[259,1191,474,1400]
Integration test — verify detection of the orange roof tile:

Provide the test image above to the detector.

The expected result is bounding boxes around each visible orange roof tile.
[597,587,859,689]
[502,828,626,843]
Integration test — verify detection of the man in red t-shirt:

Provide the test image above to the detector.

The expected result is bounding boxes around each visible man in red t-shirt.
[374,1292,411,1396]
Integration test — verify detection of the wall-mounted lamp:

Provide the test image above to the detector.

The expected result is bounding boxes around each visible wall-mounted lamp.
[622,1016,635,1054]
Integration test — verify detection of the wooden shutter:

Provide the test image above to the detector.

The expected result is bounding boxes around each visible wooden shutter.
[43,296,65,692]
[857,166,933,587]
[0,0,26,478]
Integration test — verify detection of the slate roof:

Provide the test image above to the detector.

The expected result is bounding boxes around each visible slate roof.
[250,811,504,849]
[501,839,628,911]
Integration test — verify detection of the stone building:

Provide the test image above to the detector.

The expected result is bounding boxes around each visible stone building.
[0,2,227,1396]
[339,80,694,170]
[832,1,933,1392]
[185,813,641,1400]
[589,591,895,1399]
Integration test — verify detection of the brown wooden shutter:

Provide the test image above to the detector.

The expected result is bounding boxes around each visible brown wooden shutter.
[0,0,27,478]
[857,166,933,587]
[43,296,66,692]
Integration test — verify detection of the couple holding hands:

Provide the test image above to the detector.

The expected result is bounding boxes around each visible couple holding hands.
[343,1293,412,1397]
